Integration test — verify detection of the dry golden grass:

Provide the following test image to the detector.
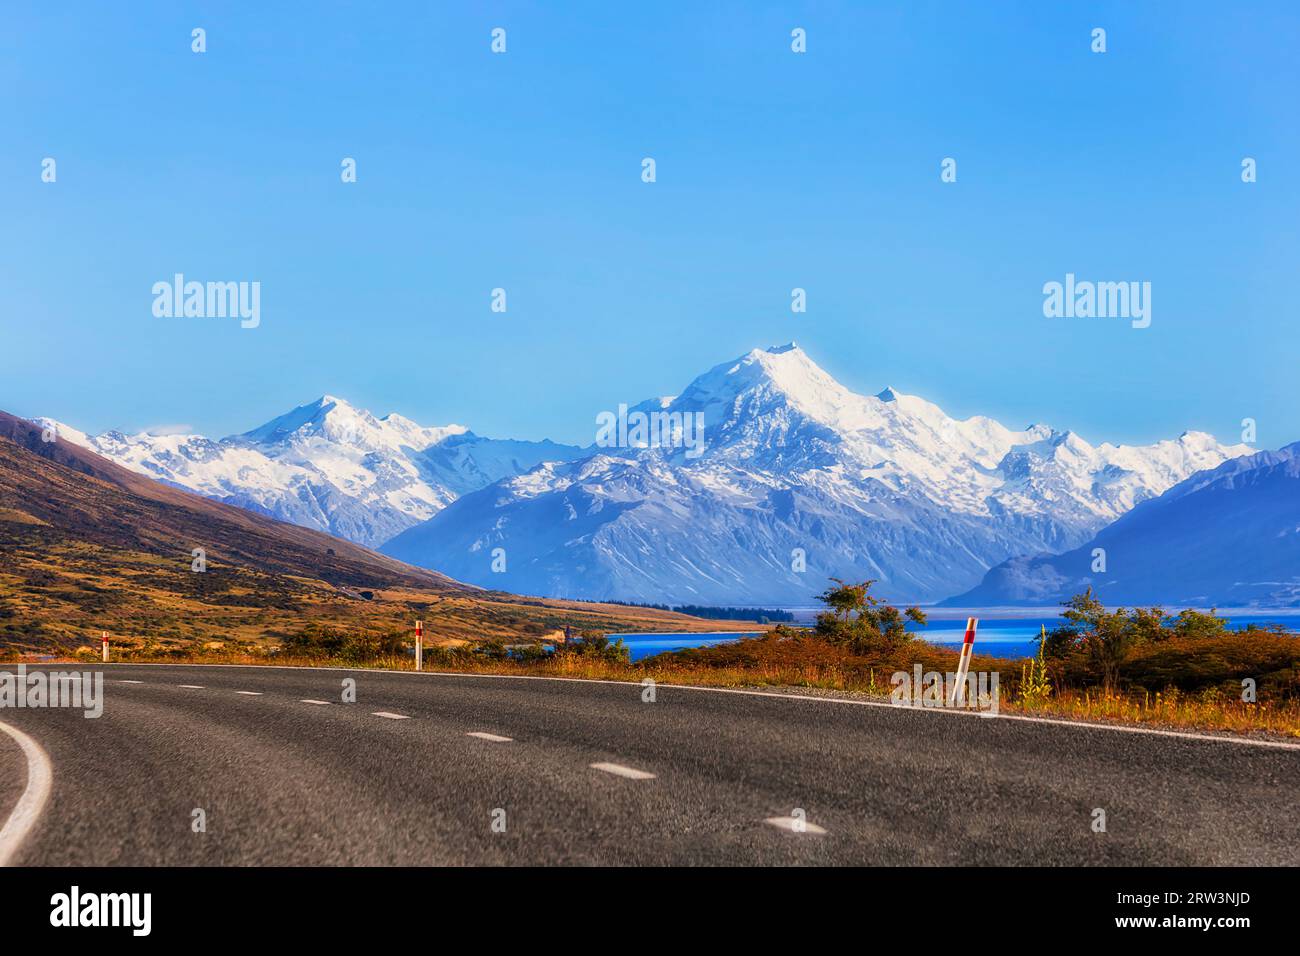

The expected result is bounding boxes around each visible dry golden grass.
[1001,688,1300,738]
[0,538,760,659]
[19,629,1297,741]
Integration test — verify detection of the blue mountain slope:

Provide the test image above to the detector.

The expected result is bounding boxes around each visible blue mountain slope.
[944,443,1300,607]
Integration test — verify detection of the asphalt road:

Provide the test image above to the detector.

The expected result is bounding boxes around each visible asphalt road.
[2,663,1298,865]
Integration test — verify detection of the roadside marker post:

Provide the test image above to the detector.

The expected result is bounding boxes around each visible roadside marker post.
[101,631,109,664]
[949,617,978,706]
[415,620,423,671]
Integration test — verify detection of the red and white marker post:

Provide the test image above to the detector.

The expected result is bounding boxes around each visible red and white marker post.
[415,620,423,672]
[101,630,109,664]
[949,617,978,706]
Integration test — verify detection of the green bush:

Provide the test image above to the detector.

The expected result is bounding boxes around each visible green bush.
[558,631,629,663]
[811,578,927,654]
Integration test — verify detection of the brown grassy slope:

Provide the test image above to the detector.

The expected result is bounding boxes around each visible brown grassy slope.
[0,411,760,655]
[0,410,460,589]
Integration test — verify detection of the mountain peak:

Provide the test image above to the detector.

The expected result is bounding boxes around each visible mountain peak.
[675,342,849,418]
[240,395,470,456]
[242,395,367,444]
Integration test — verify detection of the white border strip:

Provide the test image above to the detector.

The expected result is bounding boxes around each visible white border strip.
[0,719,53,867]
[78,662,1300,751]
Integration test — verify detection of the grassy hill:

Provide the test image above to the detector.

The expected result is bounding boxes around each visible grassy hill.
[0,411,754,658]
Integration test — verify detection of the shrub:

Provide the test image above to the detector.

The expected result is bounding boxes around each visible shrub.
[557,631,630,664]
[810,578,927,653]
[1040,589,1299,696]
[281,622,345,657]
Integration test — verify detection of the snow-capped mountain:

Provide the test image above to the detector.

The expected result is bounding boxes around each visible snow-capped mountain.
[38,396,586,548]
[381,344,1253,604]
[945,442,1300,608]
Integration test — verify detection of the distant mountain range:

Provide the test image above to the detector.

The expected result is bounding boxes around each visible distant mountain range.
[40,398,585,548]
[35,345,1267,605]
[946,442,1300,608]
[380,344,1251,603]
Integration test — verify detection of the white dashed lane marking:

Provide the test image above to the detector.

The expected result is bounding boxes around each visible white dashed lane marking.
[590,762,656,780]
[235,691,263,696]
[466,732,512,742]
[300,699,330,705]
[178,685,204,689]
[117,680,144,684]
[764,816,828,835]
[371,711,410,720]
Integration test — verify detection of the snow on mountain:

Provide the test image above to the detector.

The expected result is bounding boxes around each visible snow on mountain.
[946,442,1300,607]
[381,344,1253,604]
[34,396,586,548]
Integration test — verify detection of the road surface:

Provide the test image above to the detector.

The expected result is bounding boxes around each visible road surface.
[2,664,1297,865]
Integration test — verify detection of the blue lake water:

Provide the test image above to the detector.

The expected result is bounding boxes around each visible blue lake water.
[612,632,761,661]
[612,610,1300,662]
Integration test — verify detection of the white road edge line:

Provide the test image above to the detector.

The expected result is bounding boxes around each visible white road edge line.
[764,816,828,835]
[0,719,53,867]
[371,711,410,720]
[300,699,330,705]
[89,663,1300,751]
[466,731,512,742]
[590,762,656,780]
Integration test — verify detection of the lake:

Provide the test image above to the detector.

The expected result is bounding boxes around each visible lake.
[611,631,762,661]
[611,608,1300,662]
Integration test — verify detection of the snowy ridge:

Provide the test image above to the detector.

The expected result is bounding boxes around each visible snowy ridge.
[949,441,1300,607]
[382,345,1252,603]
[35,396,585,548]
[37,344,1254,603]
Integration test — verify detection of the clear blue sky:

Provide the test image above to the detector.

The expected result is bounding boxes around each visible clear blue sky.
[2,1,1297,448]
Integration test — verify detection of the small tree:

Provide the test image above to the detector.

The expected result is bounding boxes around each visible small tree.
[1169,608,1229,640]
[818,579,876,623]
[1050,589,1173,692]
[1085,605,1139,694]
[813,578,926,653]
